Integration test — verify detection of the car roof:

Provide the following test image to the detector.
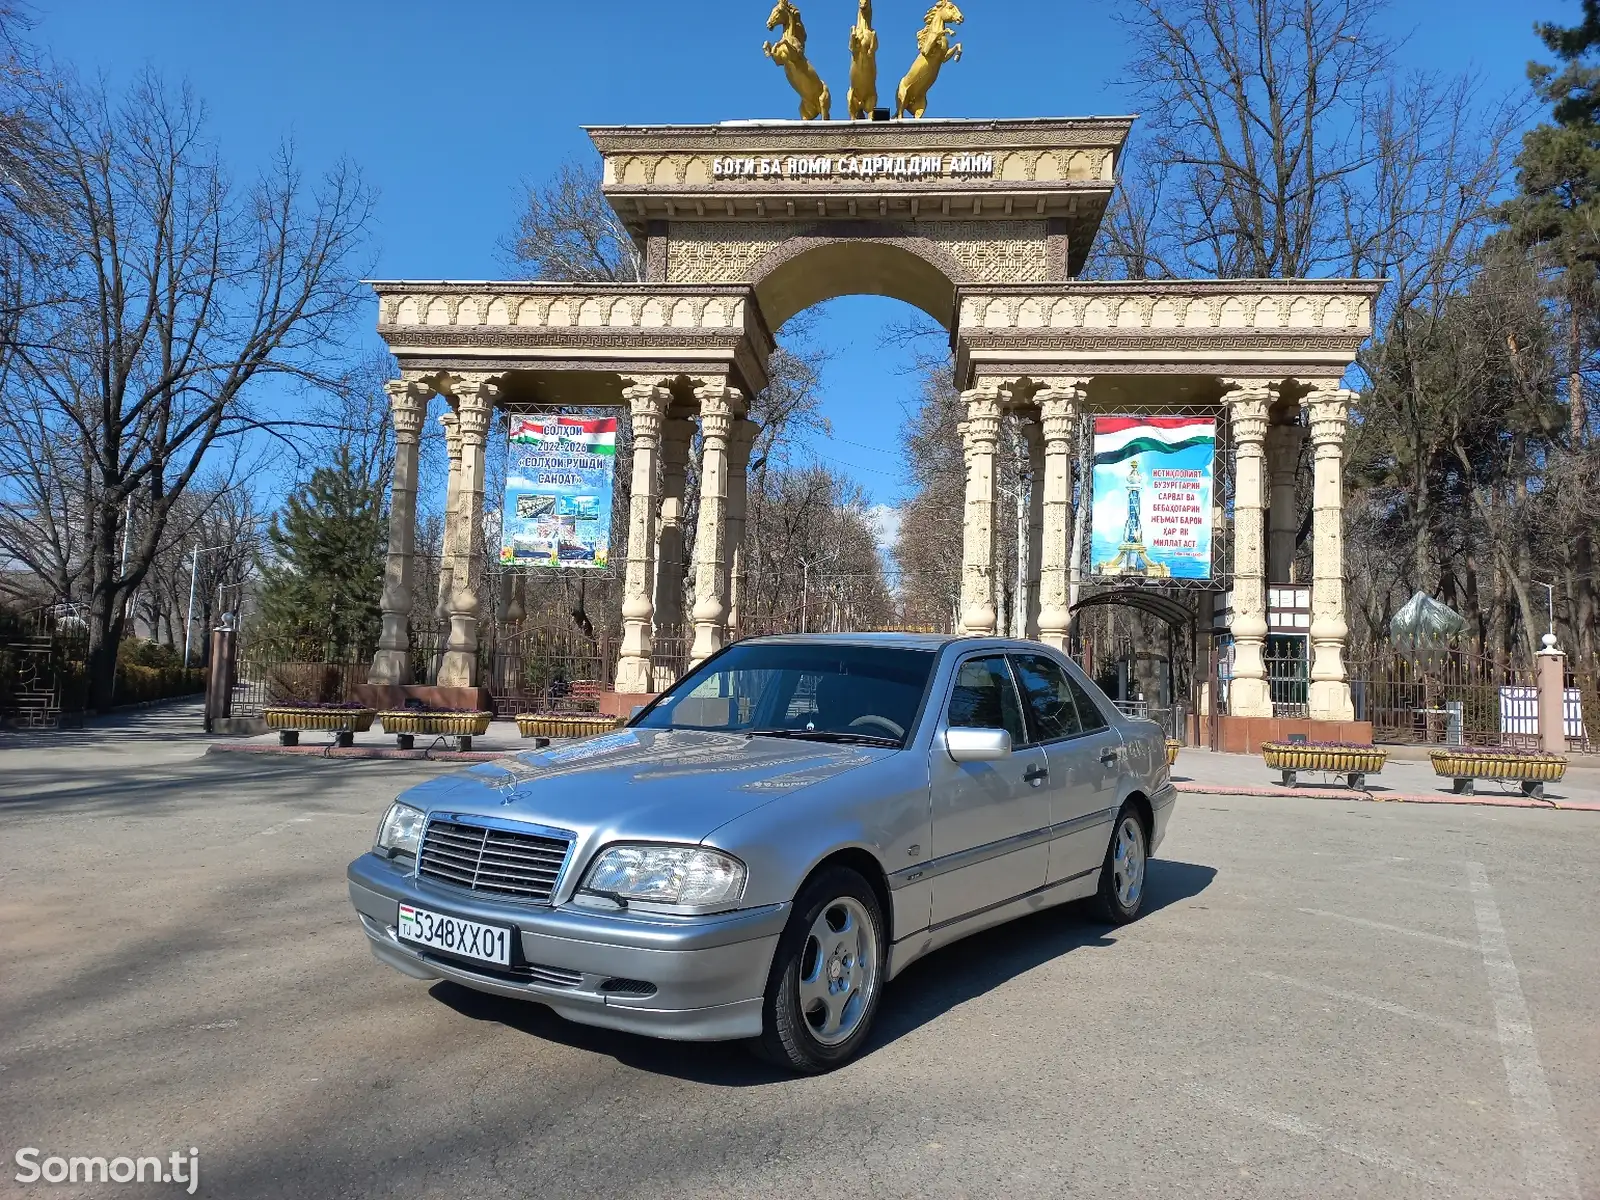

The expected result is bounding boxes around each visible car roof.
[737,632,1058,654]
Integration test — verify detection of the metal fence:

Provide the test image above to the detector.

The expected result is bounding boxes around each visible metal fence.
[1347,645,1540,748]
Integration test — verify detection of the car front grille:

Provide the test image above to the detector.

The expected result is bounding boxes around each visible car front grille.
[418,817,572,904]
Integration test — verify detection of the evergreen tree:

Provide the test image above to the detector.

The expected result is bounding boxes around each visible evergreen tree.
[256,448,387,653]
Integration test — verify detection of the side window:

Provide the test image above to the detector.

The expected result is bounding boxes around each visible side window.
[946,656,1028,746]
[1011,653,1086,743]
[1065,669,1111,733]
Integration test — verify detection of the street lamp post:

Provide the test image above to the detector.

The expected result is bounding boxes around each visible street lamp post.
[800,550,839,634]
[183,544,230,668]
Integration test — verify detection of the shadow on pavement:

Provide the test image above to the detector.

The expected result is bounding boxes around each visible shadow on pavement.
[430,856,1218,1084]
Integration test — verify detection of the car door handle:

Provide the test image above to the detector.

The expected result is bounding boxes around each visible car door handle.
[1023,765,1049,785]
[1099,749,1119,765]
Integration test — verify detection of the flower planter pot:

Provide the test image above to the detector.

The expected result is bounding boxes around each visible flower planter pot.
[1261,741,1387,790]
[517,714,626,740]
[1165,738,1181,767]
[262,706,375,748]
[1429,749,1567,799]
[377,710,494,751]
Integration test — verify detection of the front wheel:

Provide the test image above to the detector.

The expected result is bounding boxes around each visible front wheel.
[1092,805,1149,924]
[756,867,885,1073]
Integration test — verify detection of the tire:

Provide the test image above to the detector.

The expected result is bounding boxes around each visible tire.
[1091,804,1149,925]
[756,867,886,1073]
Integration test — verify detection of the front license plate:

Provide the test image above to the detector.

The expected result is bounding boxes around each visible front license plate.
[397,904,511,966]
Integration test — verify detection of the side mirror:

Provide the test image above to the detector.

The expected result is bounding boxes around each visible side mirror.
[945,727,1012,763]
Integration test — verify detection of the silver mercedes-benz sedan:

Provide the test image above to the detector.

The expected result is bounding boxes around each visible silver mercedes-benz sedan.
[347,634,1177,1072]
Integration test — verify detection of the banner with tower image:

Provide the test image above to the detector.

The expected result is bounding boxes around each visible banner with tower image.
[501,413,617,569]
[1090,417,1216,581]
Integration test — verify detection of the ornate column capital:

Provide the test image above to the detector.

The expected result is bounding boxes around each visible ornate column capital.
[960,386,1003,445]
[695,382,741,445]
[1307,386,1355,448]
[1226,381,1274,446]
[384,377,431,445]
[451,375,500,442]
[438,411,463,462]
[1038,381,1083,443]
[623,381,671,445]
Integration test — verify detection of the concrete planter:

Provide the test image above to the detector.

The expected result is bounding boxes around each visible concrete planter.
[1429,749,1567,799]
[262,706,375,748]
[377,710,494,751]
[1262,742,1387,790]
[517,714,626,740]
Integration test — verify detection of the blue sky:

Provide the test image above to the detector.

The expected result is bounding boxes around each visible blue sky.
[36,0,1561,513]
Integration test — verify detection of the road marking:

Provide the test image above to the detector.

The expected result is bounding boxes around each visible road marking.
[1465,862,1580,1200]
[1250,971,1488,1040]
[1296,907,1474,949]
[1188,1084,1456,1187]
[258,815,316,837]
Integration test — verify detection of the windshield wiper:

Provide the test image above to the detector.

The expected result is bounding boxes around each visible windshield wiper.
[745,729,901,748]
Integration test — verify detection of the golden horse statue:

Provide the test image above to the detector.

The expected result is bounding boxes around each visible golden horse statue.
[764,0,831,122]
[896,0,965,119]
[847,0,879,120]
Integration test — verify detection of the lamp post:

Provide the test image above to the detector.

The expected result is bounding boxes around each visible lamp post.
[800,550,839,634]
[183,544,229,668]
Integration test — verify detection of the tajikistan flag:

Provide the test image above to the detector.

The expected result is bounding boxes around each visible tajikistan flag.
[510,416,618,455]
[1093,417,1215,467]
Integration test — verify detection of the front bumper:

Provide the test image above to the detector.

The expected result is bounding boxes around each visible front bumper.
[1150,782,1178,854]
[347,853,787,1042]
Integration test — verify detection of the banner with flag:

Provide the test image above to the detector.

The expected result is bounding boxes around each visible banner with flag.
[500,413,618,569]
[1089,416,1216,580]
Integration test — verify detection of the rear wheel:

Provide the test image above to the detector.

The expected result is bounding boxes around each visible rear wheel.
[1092,806,1148,924]
[756,867,885,1073]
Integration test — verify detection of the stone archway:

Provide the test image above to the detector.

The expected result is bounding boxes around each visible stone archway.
[748,227,972,330]
[368,114,1381,740]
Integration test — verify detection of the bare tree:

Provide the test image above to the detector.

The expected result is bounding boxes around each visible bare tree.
[503,159,642,283]
[0,70,375,707]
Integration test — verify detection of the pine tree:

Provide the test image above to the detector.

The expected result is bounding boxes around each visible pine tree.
[256,448,387,654]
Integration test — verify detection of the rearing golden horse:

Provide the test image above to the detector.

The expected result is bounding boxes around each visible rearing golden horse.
[896,0,964,119]
[847,0,879,120]
[764,0,831,122]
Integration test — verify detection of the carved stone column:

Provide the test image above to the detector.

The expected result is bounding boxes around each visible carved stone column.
[1307,386,1355,721]
[958,385,1003,636]
[430,410,463,685]
[368,377,431,685]
[615,382,670,694]
[1035,381,1083,651]
[652,414,694,637]
[725,417,759,640]
[437,376,498,689]
[1226,382,1274,719]
[690,383,740,665]
[1023,419,1045,640]
[1266,420,1305,583]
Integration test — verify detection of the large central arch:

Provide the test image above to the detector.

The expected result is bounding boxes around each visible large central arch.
[750,230,969,330]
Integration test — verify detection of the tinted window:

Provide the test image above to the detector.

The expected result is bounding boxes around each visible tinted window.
[946,656,1027,745]
[634,643,936,747]
[1065,670,1111,732]
[1012,653,1086,743]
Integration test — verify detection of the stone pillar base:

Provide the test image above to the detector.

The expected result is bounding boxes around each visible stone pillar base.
[1228,677,1273,719]
[437,651,478,689]
[614,656,655,694]
[367,649,413,687]
[1308,680,1355,723]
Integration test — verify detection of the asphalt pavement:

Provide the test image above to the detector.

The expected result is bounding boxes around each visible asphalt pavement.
[2,709,1597,1199]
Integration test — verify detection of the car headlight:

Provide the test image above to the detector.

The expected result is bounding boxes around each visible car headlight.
[577,844,746,914]
[375,802,425,859]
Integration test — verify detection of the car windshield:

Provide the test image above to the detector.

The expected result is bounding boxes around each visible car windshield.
[633,643,937,748]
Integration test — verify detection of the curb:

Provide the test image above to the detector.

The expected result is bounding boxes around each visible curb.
[206,742,505,764]
[1174,780,1600,812]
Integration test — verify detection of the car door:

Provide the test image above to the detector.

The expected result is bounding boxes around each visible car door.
[927,653,1050,926]
[1009,651,1124,885]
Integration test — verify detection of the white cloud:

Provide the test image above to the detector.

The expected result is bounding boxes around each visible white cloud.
[865,504,902,552]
